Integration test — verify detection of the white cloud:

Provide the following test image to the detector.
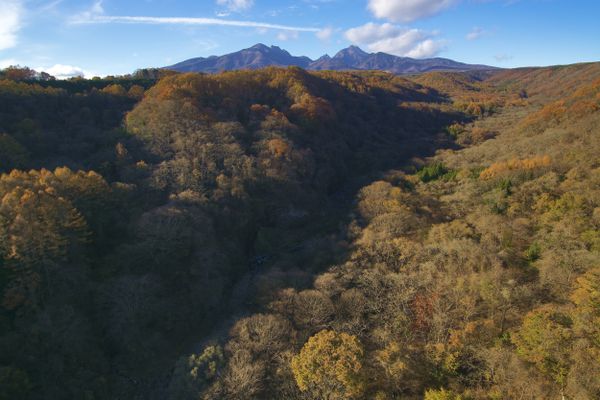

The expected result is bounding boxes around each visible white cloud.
[0,0,23,50]
[345,23,446,58]
[404,39,445,58]
[216,0,254,13]
[316,27,334,41]
[466,26,485,40]
[346,22,401,43]
[37,64,93,79]
[368,0,457,23]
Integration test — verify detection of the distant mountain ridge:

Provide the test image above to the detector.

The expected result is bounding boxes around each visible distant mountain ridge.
[167,43,496,74]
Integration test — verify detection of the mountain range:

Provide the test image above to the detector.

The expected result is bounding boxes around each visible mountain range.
[167,43,496,75]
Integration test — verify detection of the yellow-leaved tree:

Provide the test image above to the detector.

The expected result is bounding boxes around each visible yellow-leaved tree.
[512,305,574,400]
[568,267,600,397]
[291,329,365,400]
[0,169,93,310]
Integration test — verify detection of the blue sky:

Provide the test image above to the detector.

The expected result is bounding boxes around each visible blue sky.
[1,0,599,78]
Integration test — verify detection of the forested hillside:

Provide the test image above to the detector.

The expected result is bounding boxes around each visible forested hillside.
[0,63,598,399]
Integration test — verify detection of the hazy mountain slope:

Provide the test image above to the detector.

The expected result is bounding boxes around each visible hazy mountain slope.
[310,45,494,73]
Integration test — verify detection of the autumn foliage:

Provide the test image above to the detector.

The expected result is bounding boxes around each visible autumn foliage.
[479,155,551,180]
[0,63,599,400]
[291,330,365,399]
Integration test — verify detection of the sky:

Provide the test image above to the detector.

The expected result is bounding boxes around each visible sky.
[0,0,599,78]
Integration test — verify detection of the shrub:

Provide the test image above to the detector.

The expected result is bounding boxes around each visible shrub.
[424,388,464,400]
[417,162,453,183]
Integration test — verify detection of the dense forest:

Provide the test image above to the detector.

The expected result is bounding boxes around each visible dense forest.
[0,62,598,399]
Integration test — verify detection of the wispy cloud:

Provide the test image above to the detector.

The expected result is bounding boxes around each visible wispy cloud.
[466,26,486,41]
[70,2,320,33]
[277,30,299,41]
[71,0,104,22]
[216,0,254,13]
[39,0,65,13]
[0,0,23,50]
[316,27,334,41]
[495,53,513,62]
[73,15,321,32]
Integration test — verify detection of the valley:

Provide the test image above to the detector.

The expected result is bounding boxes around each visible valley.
[0,62,599,399]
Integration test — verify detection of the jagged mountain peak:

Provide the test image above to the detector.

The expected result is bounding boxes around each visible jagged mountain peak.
[249,43,270,50]
[248,43,286,53]
[167,44,496,74]
[335,45,368,57]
